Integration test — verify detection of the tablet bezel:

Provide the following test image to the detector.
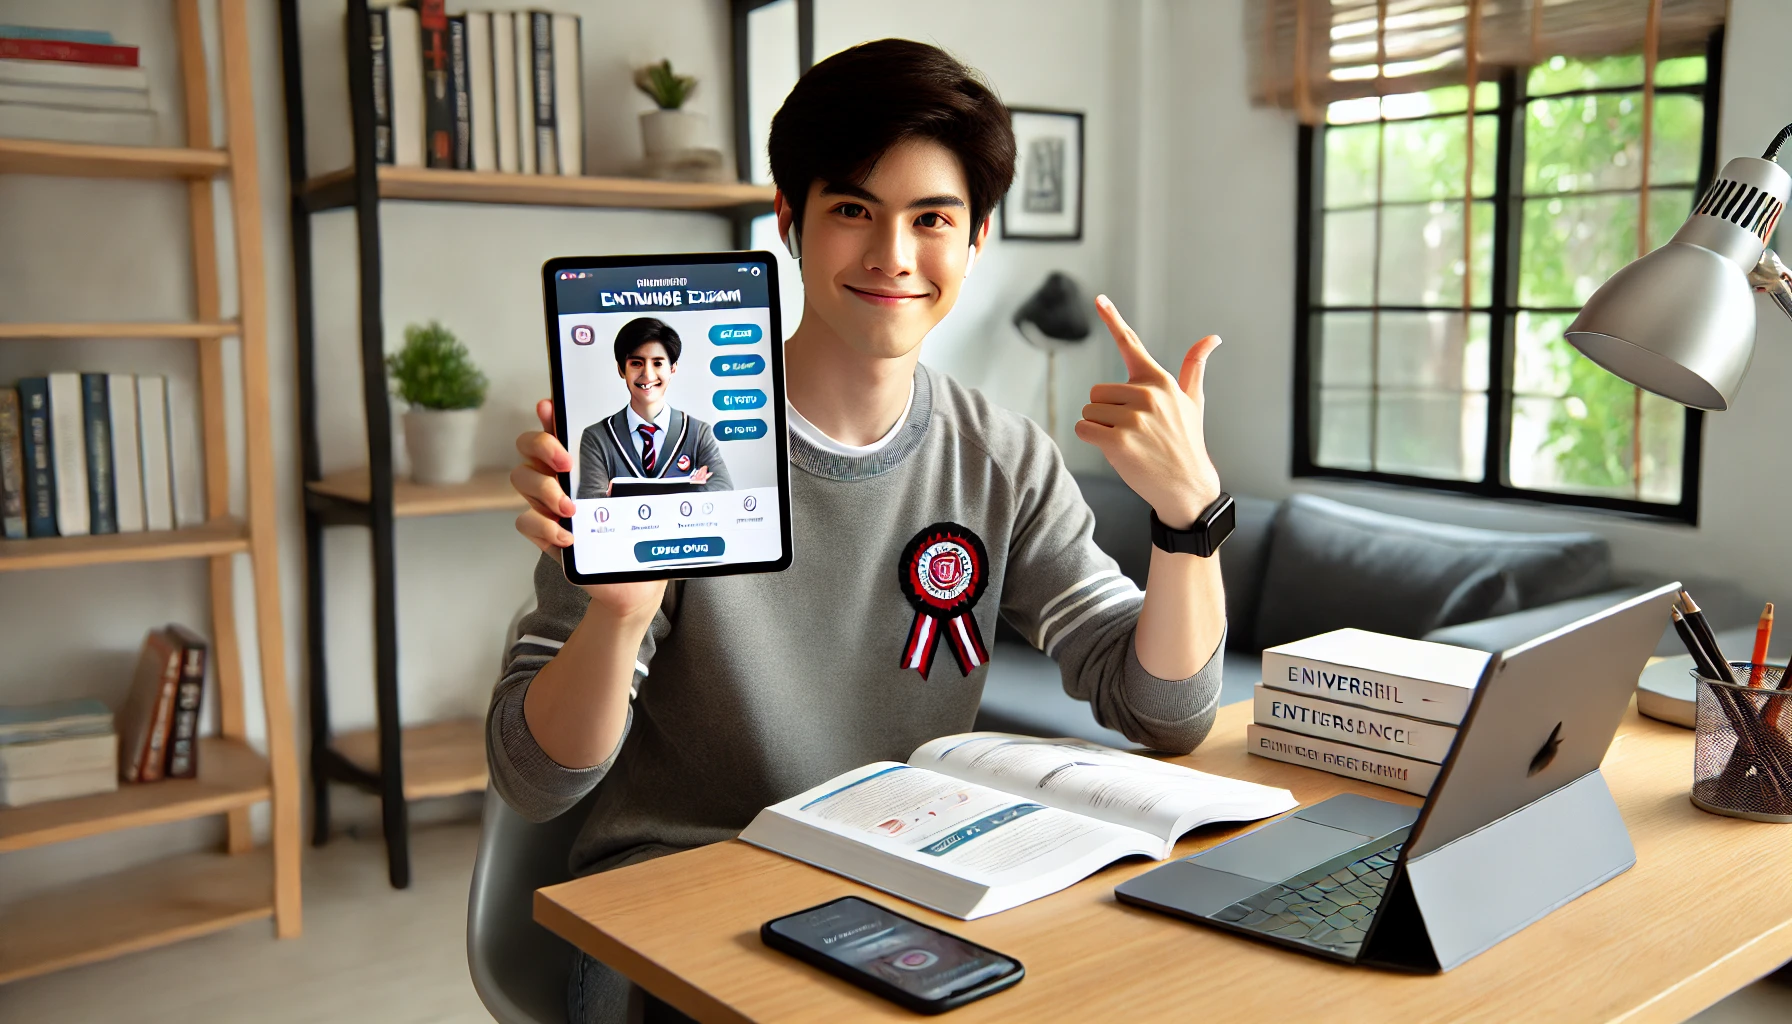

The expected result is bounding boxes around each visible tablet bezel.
[541,250,793,586]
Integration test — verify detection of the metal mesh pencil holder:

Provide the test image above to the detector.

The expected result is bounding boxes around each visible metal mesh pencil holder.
[1692,663,1792,822]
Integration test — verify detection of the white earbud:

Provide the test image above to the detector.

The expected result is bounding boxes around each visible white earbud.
[783,226,801,260]
[963,245,978,278]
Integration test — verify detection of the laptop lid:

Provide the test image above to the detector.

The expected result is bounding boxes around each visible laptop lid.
[1402,581,1682,860]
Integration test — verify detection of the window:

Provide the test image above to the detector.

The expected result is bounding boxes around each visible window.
[1294,38,1722,522]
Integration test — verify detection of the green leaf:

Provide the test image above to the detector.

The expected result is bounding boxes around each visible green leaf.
[634,59,697,110]
[386,321,488,411]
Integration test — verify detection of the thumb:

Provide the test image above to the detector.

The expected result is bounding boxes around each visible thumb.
[536,398,556,434]
[1177,335,1222,399]
[1095,295,1163,383]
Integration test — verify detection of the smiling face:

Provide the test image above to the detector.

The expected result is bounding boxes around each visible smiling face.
[788,138,987,361]
[618,341,676,418]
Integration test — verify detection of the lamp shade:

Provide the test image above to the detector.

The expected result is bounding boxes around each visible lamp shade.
[1013,271,1092,347]
[1565,156,1792,411]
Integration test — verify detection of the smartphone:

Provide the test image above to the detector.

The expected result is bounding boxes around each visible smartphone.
[761,896,1024,1014]
[542,252,793,585]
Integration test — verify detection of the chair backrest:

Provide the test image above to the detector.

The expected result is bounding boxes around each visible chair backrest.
[468,593,592,1024]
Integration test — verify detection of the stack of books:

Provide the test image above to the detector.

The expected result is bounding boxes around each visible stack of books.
[0,698,117,807]
[118,625,210,785]
[364,2,582,175]
[0,373,201,540]
[0,24,156,146]
[1246,629,1491,796]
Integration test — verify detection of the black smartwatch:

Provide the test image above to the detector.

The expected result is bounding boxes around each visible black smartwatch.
[1149,492,1235,557]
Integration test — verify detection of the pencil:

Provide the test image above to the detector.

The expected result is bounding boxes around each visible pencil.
[1672,607,1725,681]
[1751,602,1775,687]
[1679,590,1737,684]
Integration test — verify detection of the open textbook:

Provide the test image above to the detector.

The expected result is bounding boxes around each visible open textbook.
[738,732,1297,920]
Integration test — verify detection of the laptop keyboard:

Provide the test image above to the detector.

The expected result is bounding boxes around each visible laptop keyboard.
[1210,842,1403,958]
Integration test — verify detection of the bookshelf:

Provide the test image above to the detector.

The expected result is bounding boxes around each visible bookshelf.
[0,0,302,984]
[278,0,775,888]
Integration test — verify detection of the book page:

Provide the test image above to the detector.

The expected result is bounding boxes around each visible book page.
[773,762,1159,884]
[908,733,1296,842]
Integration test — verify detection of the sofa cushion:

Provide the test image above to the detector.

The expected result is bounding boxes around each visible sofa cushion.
[1218,495,1280,652]
[1253,494,1612,650]
[1074,472,1153,586]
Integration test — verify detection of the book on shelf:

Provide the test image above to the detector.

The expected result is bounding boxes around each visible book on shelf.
[489,11,518,173]
[0,81,151,112]
[0,698,112,745]
[1260,628,1489,725]
[367,5,393,163]
[162,624,209,780]
[0,26,118,45]
[738,732,1296,920]
[1246,723,1439,797]
[137,375,175,532]
[0,102,155,145]
[119,627,183,784]
[0,700,118,807]
[46,372,89,538]
[512,10,534,174]
[165,373,204,527]
[447,13,471,169]
[420,0,453,168]
[80,372,116,536]
[0,36,138,67]
[108,373,144,533]
[385,3,424,167]
[466,11,496,171]
[1252,683,1458,764]
[16,378,55,538]
[0,388,24,539]
[0,53,154,145]
[551,12,581,176]
[528,10,555,174]
[0,765,118,806]
[0,55,146,90]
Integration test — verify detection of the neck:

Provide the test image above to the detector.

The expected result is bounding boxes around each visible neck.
[630,396,665,422]
[783,307,919,446]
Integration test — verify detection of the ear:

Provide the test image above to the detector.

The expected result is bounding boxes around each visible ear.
[774,189,800,258]
[965,216,991,277]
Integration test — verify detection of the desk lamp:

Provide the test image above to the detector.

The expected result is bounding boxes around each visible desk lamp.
[1565,124,1792,410]
[1014,271,1093,435]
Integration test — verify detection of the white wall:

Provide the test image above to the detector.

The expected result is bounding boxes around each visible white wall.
[1157,0,1792,606]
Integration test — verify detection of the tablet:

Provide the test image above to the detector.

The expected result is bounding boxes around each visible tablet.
[543,252,792,585]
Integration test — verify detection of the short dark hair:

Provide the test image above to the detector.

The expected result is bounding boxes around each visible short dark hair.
[613,317,681,367]
[768,39,1016,239]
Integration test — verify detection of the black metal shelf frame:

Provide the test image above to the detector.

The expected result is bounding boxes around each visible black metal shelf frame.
[276,0,802,888]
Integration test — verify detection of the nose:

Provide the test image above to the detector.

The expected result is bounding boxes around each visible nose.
[864,217,917,279]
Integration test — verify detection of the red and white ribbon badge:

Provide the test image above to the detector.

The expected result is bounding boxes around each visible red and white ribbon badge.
[897,523,990,679]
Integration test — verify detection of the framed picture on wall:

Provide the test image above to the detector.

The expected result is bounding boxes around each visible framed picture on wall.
[1001,107,1084,242]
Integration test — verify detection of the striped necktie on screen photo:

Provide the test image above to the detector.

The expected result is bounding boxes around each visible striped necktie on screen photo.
[638,423,658,474]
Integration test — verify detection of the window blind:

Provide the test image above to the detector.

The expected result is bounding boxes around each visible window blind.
[1249,0,1725,124]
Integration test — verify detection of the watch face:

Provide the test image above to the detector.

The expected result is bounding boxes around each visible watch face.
[1208,497,1237,541]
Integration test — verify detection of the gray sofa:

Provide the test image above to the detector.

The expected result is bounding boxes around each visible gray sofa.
[974,475,1683,748]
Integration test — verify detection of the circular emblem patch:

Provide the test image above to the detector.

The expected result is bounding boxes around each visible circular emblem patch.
[897,523,990,679]
[676,453,692,472]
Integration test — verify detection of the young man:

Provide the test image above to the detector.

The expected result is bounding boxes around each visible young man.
[493,39,1228,1022]
[574,317,732,498]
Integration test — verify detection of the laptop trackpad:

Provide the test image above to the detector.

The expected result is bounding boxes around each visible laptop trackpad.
[1189,816,1371,882]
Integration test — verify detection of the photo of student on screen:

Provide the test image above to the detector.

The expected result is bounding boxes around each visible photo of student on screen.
[575,317,734,498]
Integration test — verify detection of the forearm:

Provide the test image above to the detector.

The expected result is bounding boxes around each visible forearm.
[522,604,651,768]
[1135,547,1226,679]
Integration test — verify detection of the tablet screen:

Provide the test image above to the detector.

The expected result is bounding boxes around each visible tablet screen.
[547,254,790,582]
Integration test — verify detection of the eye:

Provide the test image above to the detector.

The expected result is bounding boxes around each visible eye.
[833,202,869,219]
[915,212,949,228]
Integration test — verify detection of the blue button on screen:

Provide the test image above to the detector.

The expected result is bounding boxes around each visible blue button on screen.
[713,389,766,410]
[635,537,726,562]
[711,354,765,376]
[714,418,767,441]
[709,324,762,345]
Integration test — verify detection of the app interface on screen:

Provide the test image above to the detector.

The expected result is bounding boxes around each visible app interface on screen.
[773,899,1016,1002]
[554,261,781,572]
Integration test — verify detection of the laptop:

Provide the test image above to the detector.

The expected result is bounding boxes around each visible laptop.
[1115,582,1682,971]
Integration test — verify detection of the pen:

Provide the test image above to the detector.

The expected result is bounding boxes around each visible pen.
[1672,607,1725,681]
[1751,602,1776,687]
[1678,590,1736,684]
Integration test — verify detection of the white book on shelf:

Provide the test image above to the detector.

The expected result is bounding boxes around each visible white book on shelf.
[107,373,144,533]
[136,375,175,532]
[1260,628,1490,726]
[467,11,496,172]
[513,11,536,174]
[45,372,88,537]
[1246,723,1439,797]
[0,732,117,779]
[0,764,117,807]
[0,81,151,112]
[387,3,424,168]
[164,374,204,528]
[0,57,148,92]
[491,10,518,173]
[0,103,155,146]
[1252,683,1458,764]
[552,12,581,176]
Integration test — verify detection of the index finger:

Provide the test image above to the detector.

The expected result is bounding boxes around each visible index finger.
[1095,295,1166,384]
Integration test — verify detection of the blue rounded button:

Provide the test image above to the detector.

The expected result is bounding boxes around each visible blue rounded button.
[711,354,765,376]
[713,389,766,411]
[635,536,726,562]
[714,418,767,441]
[709,323,763,345]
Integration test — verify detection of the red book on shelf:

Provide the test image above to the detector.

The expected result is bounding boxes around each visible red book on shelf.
[0,37,139,67]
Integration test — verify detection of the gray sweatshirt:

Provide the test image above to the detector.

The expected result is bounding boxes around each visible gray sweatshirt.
[488,364,1224,876]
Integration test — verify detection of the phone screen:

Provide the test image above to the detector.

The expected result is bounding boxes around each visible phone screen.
[546,254,790,583]
[765,897,1020,1006]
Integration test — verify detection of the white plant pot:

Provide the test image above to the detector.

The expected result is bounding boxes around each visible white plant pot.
[403,408,479,486]
[640,109,706,159]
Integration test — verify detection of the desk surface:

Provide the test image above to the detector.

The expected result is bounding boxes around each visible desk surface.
[536,701,1792,1024]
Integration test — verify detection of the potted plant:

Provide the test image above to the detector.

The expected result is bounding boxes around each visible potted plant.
[386,321,488,485]
[635,58,702,158]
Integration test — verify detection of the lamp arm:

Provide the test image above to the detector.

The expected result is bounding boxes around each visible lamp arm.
[1749,248,1792,323]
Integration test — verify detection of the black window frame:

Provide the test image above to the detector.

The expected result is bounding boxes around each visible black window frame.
[1291,29,1725,525]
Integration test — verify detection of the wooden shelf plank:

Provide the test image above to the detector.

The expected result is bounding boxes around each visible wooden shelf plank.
[302,165,775,212]
[0,321,238,340]
[0,738,270,854]
[0,138,229,179]
[0,848,272,985]
[337,718,488,800]
[307,466,524,518]
[0,518,248,573]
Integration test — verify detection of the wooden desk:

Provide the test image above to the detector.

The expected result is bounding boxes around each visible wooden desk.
[536,701,1792,1023]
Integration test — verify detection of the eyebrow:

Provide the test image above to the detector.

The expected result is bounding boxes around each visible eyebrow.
[819,181,967,210]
